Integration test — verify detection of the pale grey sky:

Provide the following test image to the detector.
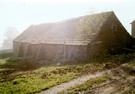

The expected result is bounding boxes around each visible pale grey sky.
[0,0,135,46]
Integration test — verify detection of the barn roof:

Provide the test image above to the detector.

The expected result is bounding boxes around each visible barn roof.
[14,11,114,45]
[130,20,135,24]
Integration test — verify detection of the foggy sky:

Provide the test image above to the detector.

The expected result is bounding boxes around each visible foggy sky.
[0,0,135,46]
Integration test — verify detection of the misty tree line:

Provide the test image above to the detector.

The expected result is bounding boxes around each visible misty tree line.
[1,26,20,49]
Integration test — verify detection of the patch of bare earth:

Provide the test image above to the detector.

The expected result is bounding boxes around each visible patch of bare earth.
[36,63,135,94]
[84,63,135,94]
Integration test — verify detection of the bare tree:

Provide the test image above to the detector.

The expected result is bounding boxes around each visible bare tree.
[76,10,106,41]
[2,26,20,49]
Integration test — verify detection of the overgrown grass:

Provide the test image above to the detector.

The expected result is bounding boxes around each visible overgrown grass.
[68,75,112,94]
[0,72,79,94]
[0,60,6,65]
[0,61,81,93]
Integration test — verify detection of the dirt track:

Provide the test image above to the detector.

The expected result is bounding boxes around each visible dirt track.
[36,70,111,94]
[36,63,135,94]
[84,66,135,94]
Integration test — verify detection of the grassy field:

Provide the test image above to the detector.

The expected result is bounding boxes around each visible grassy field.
[0,53,135,94]
[0,49,13,59]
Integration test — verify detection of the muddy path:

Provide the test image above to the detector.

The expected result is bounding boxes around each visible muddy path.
[84,65,135,94]
[36,65,123,94]
[36,63,135,94]
[36,70,111,94]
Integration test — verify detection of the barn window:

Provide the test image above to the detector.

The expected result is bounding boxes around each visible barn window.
[111,24,117,31]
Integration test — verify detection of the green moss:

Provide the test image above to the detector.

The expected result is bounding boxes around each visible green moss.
[0,68,80,94]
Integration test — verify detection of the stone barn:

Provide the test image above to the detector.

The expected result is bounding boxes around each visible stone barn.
[13,11,132,63]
